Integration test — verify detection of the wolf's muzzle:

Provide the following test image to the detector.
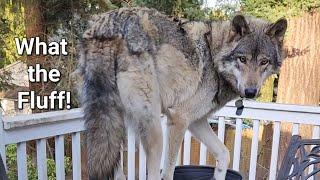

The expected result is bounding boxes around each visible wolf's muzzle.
[244,88,257,98]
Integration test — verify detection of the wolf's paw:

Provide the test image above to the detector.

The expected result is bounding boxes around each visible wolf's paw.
[161,172,173,180]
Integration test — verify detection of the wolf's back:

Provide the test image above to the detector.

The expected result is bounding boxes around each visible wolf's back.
[83,7,164,55]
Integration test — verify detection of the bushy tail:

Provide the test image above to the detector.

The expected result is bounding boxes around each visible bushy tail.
[78,40,125,180]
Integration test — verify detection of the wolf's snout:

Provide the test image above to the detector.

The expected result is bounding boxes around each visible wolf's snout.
[244,88,257,98]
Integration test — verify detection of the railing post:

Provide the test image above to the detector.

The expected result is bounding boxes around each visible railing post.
[37,139,48,180]
[233,118,243,171]
[55,135,65,180]
[127,127,135,180]
[248,119,260,180]
[72,132,81,180]
[269,121,281,180]
[183,130,191,165]
[139,142,146,180]
[17,142,27,179]
[0,111,6,170]
[160,115,167,169]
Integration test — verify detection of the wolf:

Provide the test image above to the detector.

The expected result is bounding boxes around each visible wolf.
[77,7,287,180]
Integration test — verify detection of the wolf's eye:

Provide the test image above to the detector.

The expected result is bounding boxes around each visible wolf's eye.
[260,59,269,66]
[237,56,247,64]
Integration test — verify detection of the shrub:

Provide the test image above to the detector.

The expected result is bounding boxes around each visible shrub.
[6,144,72,180]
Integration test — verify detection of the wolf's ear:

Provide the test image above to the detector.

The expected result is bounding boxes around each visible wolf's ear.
[266,18,287,43]
[229,15,250,41]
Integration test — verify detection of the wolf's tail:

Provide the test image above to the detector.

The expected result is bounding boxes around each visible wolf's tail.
[78,39,125,180]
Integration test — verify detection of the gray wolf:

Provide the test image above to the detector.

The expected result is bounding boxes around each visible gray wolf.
[77,7,287,180]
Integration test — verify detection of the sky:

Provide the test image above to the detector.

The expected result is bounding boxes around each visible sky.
[205,0,217,8]
[204,0,240,8]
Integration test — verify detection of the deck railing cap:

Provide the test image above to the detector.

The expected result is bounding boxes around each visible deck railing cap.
[225,100,320,114]
[3,108,83,130]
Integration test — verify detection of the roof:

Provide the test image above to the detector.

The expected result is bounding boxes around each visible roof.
[0,85,29,100]
[2,61,29,87]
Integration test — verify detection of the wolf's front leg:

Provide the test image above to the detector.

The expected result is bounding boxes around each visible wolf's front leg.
[161,110,188,180]
[189,118,230,180]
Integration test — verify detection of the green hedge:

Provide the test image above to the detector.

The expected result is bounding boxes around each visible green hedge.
[6,144,72,180]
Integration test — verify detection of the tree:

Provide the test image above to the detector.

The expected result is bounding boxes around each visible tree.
[0,1,25,68]
[23,0,54,113]
[241,0,320,21]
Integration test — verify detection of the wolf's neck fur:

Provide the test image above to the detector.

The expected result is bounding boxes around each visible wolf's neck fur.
[200,20,238,109]
[215,71,238,107]
[200,57,238,111]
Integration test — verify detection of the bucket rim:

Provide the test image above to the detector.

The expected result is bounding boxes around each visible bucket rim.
[174,165,242,177]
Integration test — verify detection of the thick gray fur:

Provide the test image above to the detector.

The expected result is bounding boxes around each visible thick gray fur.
[76,7,287,180]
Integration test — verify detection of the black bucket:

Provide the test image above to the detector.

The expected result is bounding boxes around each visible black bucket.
[174,165,242,180]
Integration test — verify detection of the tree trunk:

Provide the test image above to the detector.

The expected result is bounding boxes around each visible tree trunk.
[24,0,45,68]
[24,0,55,113]
[277,11,320,168]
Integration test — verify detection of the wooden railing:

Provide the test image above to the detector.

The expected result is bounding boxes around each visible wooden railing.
[0,100,319,180]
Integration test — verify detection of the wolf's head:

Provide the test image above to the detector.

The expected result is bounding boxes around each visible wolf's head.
[212,15,287,98]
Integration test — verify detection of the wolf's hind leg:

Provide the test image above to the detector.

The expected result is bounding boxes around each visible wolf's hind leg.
[140,118,163,180]
[120,93,163,180]
[161,110,188,180]
[117,56,162,180]
[121,97,163,180]
[114,166,126,180]
[188,119,230,180]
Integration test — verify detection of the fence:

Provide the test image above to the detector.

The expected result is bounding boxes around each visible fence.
[0,100,319,180]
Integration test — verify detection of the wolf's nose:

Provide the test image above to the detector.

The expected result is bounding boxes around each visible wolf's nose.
[244,88,257,98]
